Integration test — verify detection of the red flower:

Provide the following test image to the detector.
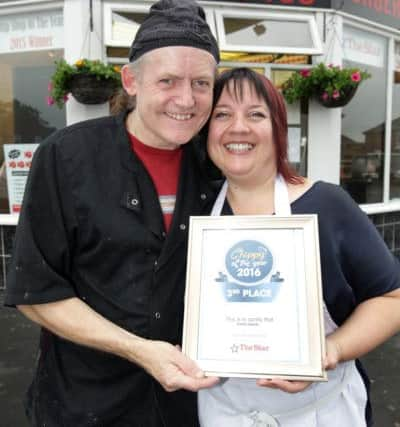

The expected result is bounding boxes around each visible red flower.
[351,71,361,82]
[46,96,55,106]
[300,69,311,78]
[332,90,340,99]
[321,92,329,101]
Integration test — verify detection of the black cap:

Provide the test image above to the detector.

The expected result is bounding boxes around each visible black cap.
[129,0,219,63]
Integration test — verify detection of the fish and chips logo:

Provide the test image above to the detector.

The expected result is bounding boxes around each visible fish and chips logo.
[215,240,284,302]
[7,149,33,169]
[8,149,21,159]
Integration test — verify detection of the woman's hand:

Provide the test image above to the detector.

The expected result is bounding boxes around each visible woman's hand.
[324,335,342,370]
[256,336,343,393]
[256,378,311,393]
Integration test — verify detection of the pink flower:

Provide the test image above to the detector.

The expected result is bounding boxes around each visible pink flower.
[46,96,55,106]
[321,92,329,101]
[63,95,69,102]
[332,90,340,99]
[47,82,53,91]
[300,69,311,78]
[351,71,361,82]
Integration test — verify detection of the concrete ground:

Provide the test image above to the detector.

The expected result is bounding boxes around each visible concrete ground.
[0,290,399,427]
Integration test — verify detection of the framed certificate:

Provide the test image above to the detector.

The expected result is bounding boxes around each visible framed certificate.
[182,215,327,381]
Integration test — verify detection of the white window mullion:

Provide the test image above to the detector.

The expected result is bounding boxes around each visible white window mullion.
[384,37,394,203]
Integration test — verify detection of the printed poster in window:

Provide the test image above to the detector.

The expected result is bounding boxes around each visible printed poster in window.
[4,144,39,213]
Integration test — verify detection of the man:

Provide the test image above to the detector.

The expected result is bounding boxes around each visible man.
[5,1,219,425]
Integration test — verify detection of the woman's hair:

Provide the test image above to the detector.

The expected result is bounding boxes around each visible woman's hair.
[210,67,303,184]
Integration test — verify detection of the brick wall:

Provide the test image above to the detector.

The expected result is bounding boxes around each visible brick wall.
[0,226,13,289]
[369,212,400,261]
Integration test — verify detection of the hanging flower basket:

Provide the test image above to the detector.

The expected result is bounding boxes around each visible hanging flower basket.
[316,84,358,108]
[47,58,122,108]
[68,74,119,105]
[281,63,370,109]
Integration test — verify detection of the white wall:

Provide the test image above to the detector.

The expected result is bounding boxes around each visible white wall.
[63,0,109,125]
[307,12,342,185]
[307,100,341,184]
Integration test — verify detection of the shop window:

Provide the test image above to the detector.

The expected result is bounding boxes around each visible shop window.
[390,42,400,200]
[271,69,308,176]
[107,10,148,47]
[0,50,65,213]
[104,2,215,50]
[340,27,387,204]
[215,10,322,55]
[106,46,129,59]
[220,52,309,65]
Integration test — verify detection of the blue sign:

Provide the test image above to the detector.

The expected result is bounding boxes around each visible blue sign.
[226,240,272,283]
[216,240,284,302]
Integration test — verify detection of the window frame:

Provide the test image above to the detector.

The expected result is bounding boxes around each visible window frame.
[103,1,216,49]
[215,9,323,56]
[0,1,64,223]
[341,20,400,210]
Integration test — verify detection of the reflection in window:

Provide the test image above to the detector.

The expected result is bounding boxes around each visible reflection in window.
[340,30,387,204]
[220,51,309,65]
[390,42,400,200]
[0,50,65,213]
[107,46,130,58]
[271,69,308,176]
[111,12,148,45]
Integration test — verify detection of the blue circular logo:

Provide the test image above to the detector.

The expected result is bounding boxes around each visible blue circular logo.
[226,240,272,284]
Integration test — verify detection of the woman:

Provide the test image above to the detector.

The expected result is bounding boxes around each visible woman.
[198,68,400,427]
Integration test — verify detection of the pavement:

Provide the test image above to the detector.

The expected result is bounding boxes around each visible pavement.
[0,290,399,427]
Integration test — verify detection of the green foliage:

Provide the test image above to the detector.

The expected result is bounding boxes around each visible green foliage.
[281,63,371,104]
[47,58,122,108]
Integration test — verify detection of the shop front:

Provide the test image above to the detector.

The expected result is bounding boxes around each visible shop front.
[0,0,399,289]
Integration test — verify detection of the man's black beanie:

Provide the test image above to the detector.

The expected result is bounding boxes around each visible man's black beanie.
[128,0,220,63]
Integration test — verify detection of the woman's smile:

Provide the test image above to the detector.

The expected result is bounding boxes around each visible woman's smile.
[224,142,255,153]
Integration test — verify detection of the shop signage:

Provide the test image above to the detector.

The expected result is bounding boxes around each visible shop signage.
[342,26,385,68]
[202,0,331,6]
[333,0,400,30]
[204,1,399,29]
[0,10,63,54]
[4,144,39,214]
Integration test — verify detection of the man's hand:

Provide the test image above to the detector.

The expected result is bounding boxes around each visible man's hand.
[133,339,219,392]
[18,299,219,393]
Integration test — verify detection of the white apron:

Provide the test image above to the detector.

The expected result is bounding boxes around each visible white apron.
[198,176,368,427]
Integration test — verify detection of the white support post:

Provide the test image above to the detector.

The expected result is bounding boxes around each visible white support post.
[63,0,109,125]
[307,12,342,185]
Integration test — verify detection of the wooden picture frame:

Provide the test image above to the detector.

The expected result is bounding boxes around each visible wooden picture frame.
[183,215,327,381]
